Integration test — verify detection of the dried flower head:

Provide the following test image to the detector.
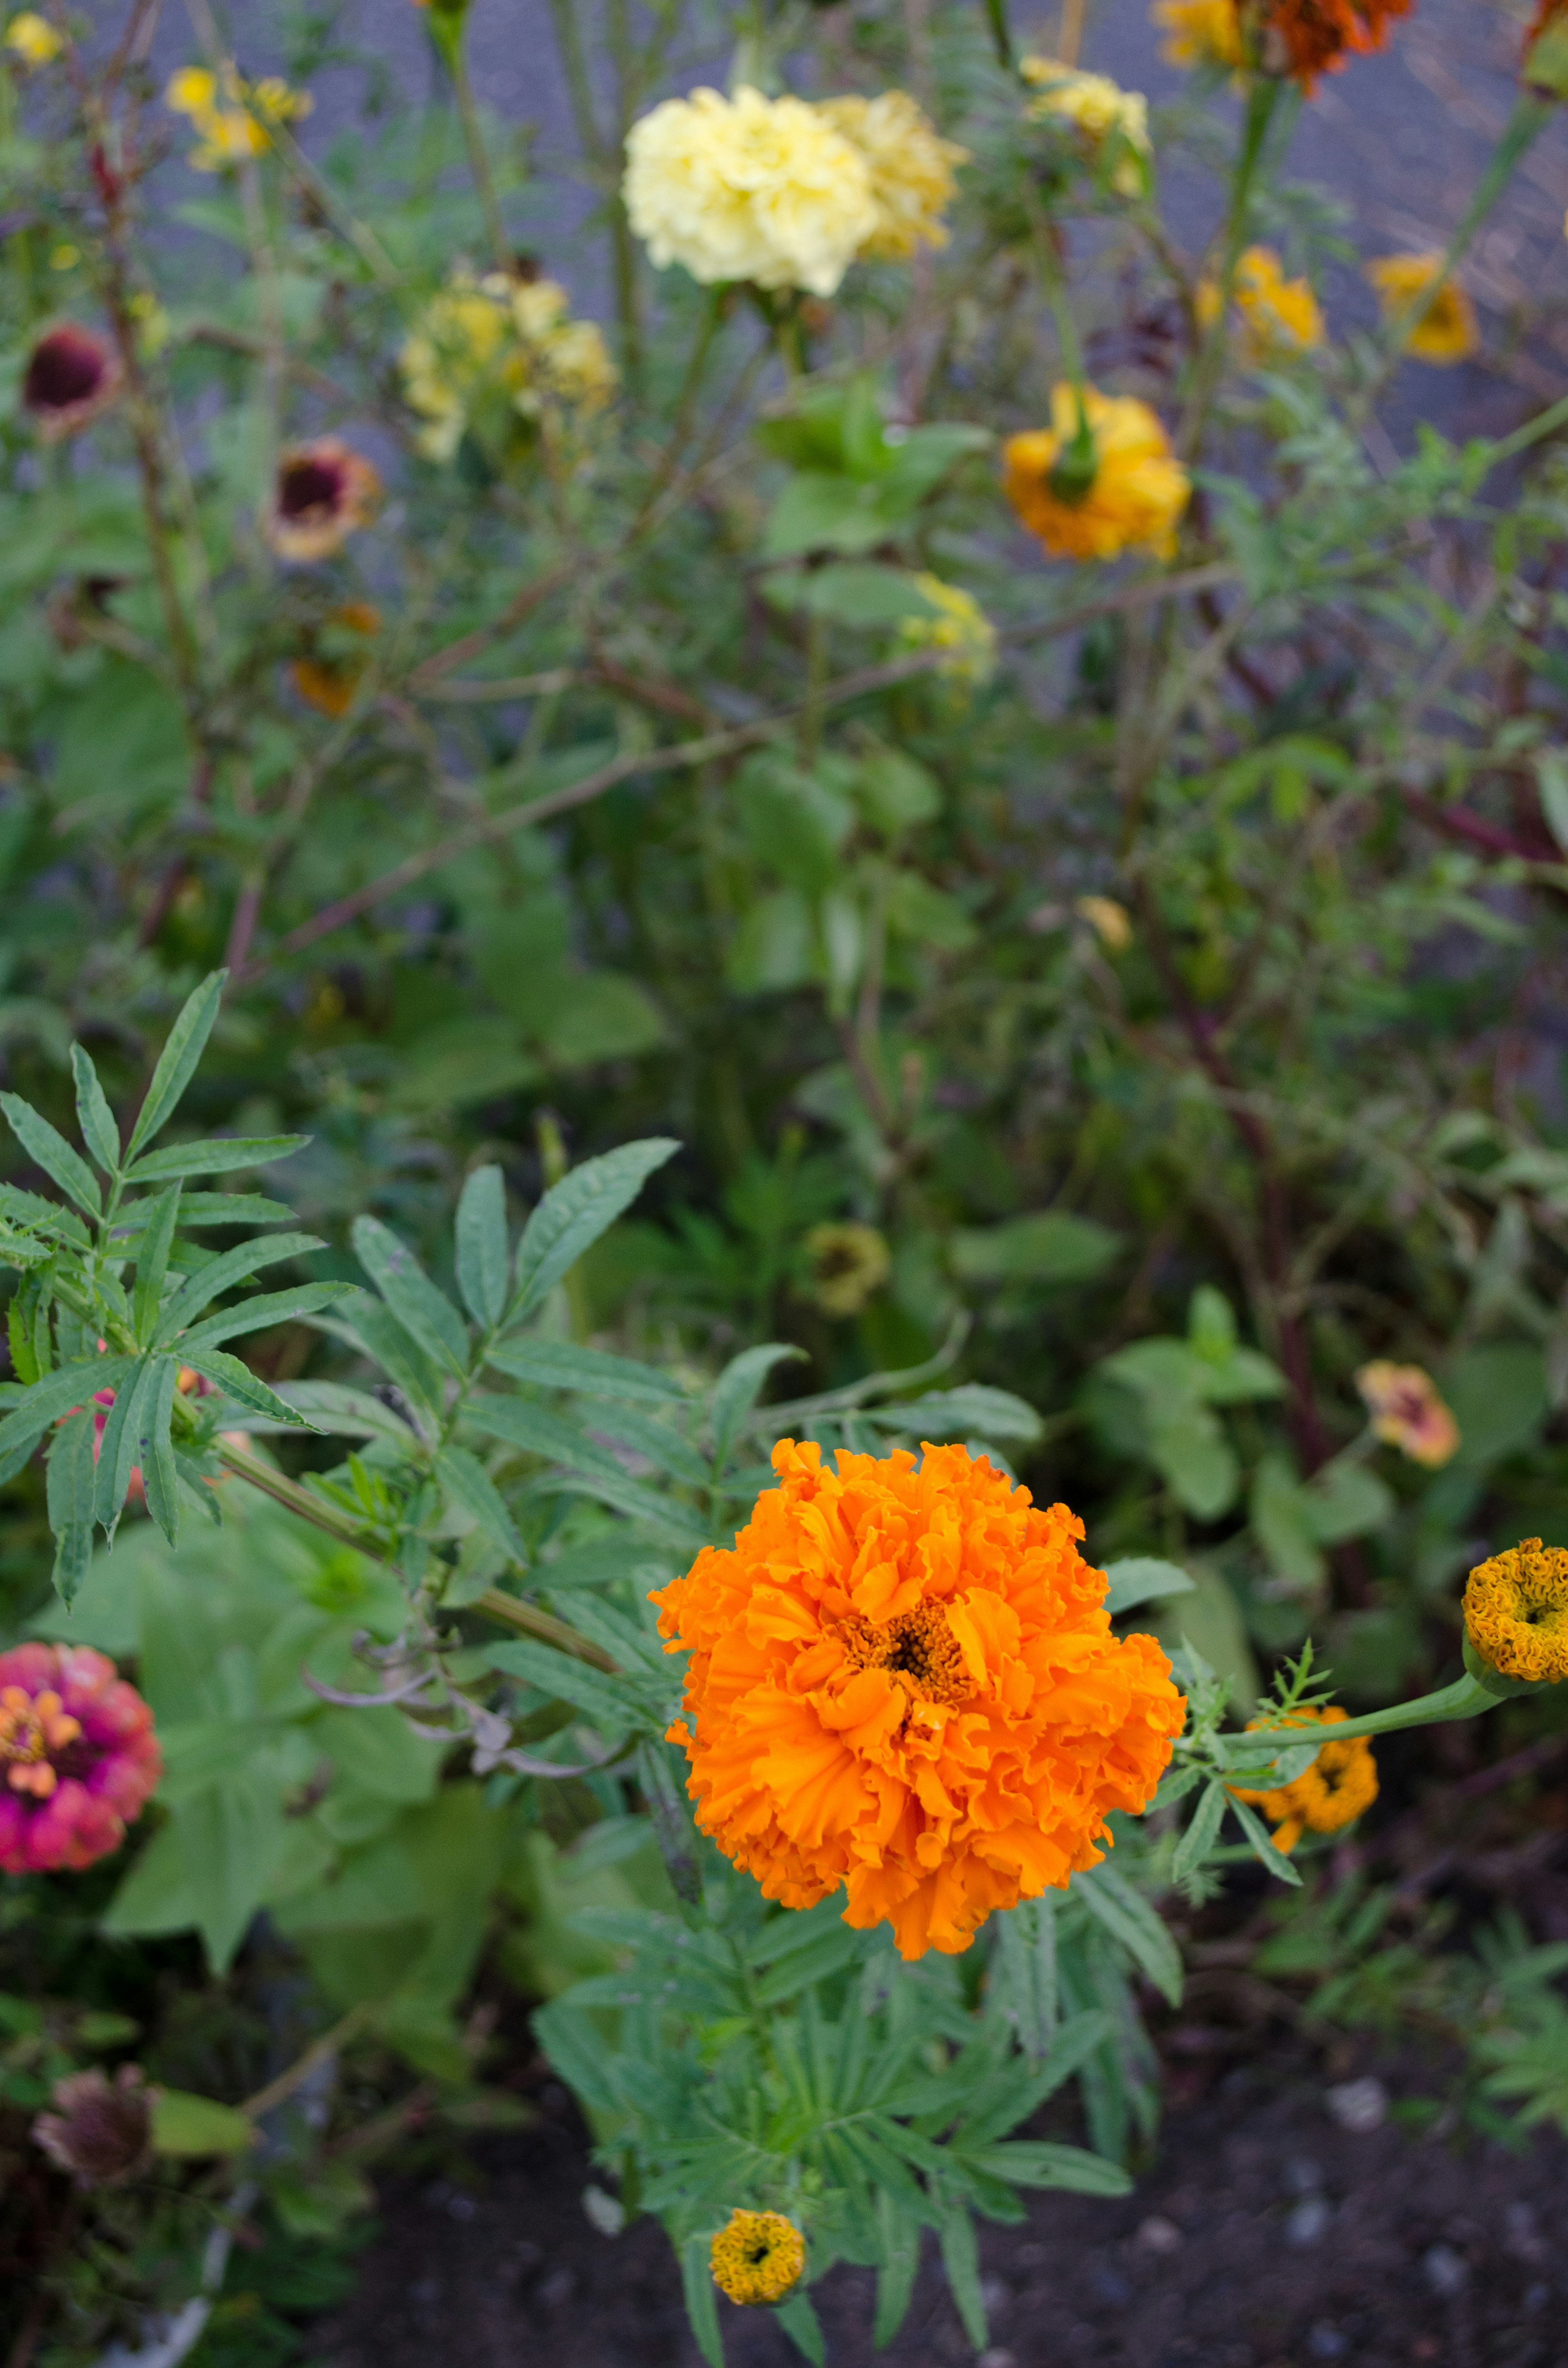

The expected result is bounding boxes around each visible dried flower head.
[22,324,123,441]
[1257,0,1411,90]
[1200,245,1324,355]
[804,1222,892,1317]
[1228,1705,1378,1852]
[1153,0,1247,69]
[1020,58,1152,196]
[0,1643,160,1873]
[653,1440,1184,1960]
[264,439,382,562]
[623,85,879,298]
[1363,253,1479,364]
[710,2209,806,2306]
[815,90,968,261]
[1355,1360,1459,1467]
[1003,384,1189,564]
[34,2064,154,2187]
[291,601,382,717]
[5,11,64,66]
[399,269,615,464]
[897,574,997,689]
[1463,1539,1568,1684]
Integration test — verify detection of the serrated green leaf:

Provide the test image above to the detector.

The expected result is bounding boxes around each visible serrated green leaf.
[510,1138,679,1325]
[46,1405,98,1603]
[1229,1793,1303,1884]
[176,1347,314,1427]
[680,2234,725,2368]
[127,1133,310,1184]
[1172,1779,1229,1885]
[482,1638,637,1730]
[94,1355,160,1530]
[1071,1863,1183,2005]
[110,1193,298,1232]
[352,1214,469,1374]
[0,1092,102,1217]
[324,1293,444,1420]
[70,1044,120,1176]
[710,1342,807,1467]
[774,2291,824,2366]
[154,1232,322,1347]
[436,1444,523,1560]
[141,1356,180,1547]
[873,2192,921,2349]
[0,1356,135,1477]
[125,972,226,1160]
[959,2140,1131,2196]
[872,1383,1043,1446]
[485,1337,686,1403]
[133,1184,182,1346]
[938,2208,986,2350]
[176,1280,355,1353]
[455,1164,509,1329]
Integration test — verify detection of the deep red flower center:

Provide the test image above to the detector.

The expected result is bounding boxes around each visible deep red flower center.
[278,456,346,519]
[24,329,108,411]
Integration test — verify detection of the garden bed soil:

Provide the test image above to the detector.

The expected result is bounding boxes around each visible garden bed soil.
[305,2045,1566,2368]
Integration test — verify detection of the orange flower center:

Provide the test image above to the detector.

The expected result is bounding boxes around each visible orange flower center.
[841,1602,969,1704]
[0,1684,80,1797]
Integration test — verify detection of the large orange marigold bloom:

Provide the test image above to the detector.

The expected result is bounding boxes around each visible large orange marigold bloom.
[652,1440,1185,1960]
[1259,0,1410,89]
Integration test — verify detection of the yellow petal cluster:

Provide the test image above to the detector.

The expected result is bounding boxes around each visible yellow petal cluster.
[165,61,311,173]
[815,91,968,261]
[897,573,997,689]
[1152,0,1247,67]
[1003,383,1189,563]
[1463,1539,1568,1684]
[399,270,616,463]
[1228,1706,1378,1853]
[710,2210,806,2306]
[1364,252,1479,364]
[1021,57,1152,196]
[5,12,65,66]
[804,1222,892,1316]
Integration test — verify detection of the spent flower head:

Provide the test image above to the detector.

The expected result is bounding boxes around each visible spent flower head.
[33,2065,154,2187]
[804,1221,892,1316]
[1256,0,1411,90]
[264,439,382,563]
[22,323,122,441]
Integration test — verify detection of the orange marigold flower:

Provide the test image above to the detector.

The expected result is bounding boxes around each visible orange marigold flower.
[1003,383,1189,564]
[1228,1704,1377,1853]
[1258,0,1410,90]
[1355,1360,1459,1467]
[652,1440,1185,1961]
[710,2209,806,2305]
[290,600,382,717]
[1463,1538,1568,1684]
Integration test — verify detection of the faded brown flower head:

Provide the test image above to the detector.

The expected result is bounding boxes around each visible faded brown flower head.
[291,600,382,716]
[33,2064,154,2188]
[265,438,382,562]
[22,324,123,441]
[805,1221,891,1317]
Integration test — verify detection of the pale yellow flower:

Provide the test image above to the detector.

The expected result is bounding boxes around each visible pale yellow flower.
[1003,383,1189,563]
[898,574,996,688]
[1198,245,1324,357]
[1021,57,1151,196]
[5,11,64,65]
[399,270,615,463]
[1152,0,1246,68]
[166,60,311,172]
[1364,252,1478,364]
[165,66,218,114]
[815,90,968,261]
[622,84,878,297]
[1075,894,1133,951]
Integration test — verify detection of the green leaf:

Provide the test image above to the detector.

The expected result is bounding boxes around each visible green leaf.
[463,1393,631,1485]
[0,1356,136,1478]
[46,1406,98,1603]
[111,1193,298,1232]
[352,1215,469,1375]
[154,1232,323,1347]
[774,2291,825,2366]
[1229,1793,1303,1885]
[133,1184,183,1346]
[873,1384,1043,1447]
[70,1044,120,1176]
[127,1133,310,1184]
[1171,1778,1229,1886]
[1102,1556,1196,1617]
[1071,1863,1183,2005]
[960,2141,1131,2196]
[0,1093,102,1217]
[436,1445,523,1561]
[510,1139,679,1324]
[681,2234,726,2368]
[455,1164,509,1329]
[150,2087,255,2156]
[140,1357,181,1548]
[176,1347,314,1428]
[937,2208,987,2351]
[176,1280,356,1353]
[125,971,226,1160]
[710,1342,807,1467]
[482,1639,637,1732]
[485,1337,686,1403]
[1304,1456,1394,1546]
[93,1355,159,1530]
[873,2193,922,2349]
[949,1211,1122,1288]
[328,1293,444,1421]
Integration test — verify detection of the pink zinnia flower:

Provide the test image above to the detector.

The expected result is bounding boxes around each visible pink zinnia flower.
[0,1643,160,1874]
[22,323,124,441]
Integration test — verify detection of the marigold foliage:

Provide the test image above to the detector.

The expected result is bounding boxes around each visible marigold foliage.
[1003,383,1189,563]
[1364,253,1479,364]
[1228,1706,1378,1852]
[653,1440,1185,1961]
[0,1643,160,1874]
[1355,1360,1459,1467]
[710,2209,806,2305]
[1464,1539,1568,1684]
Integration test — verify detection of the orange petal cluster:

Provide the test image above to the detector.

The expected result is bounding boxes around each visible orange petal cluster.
[652,1439,1185,1960]
[1259,0,1410,89]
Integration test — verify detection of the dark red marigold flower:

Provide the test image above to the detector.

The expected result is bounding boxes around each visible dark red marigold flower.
[22,323,124,441]
[265,436,383,561]
[0,1642,160,1873]
[34,2063,154,2187]
[1258,0,1410,88]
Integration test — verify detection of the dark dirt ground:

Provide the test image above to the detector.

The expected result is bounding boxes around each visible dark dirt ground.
[304,2040,1568,2368]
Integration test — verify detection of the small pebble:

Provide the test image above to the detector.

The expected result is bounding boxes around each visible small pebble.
[581,2184,625,2237]
[1285,2156,1324,2196]
[1136,2214,1181,2254]
[978,2351,1017,2368]
[1423,2243,1468,2298]
[1286,2196,1331,2248]
[1506,2201,1546,2264]
[447,2192,476,2223]
[539,2267,577,2309]
[980,2275,1012,2314]
[1089,2264,1133,2306]
[1307,2325,1347,2361]
[1325,2076,1387,2134]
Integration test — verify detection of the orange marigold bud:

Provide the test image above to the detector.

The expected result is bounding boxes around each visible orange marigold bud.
[1463,1538,1568,1685]
[652,1440,1185,1960]
[710,2209,806,2306]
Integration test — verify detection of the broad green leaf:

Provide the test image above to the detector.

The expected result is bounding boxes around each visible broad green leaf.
[1171,1778,1229,1886]
[176,1280,356,1353]
[154,1232,323,1346]
[1304,1455,1394,1545]
[150,2088,256,2156]
[125,971,227,1160]
[1102,1556,1196,1617]
[435,1445,523,1561]
[454,1164,509,1329]
[176,1347,313,1428]
[133,1184,182,1346]
[680,2234,726,2368]
[510,1138,679,1325]
[485,1337,686,1403]
[127,1133,310,1184]
[710,1342,807,1467]
[46,1405,98,1603]
[949,1210,1122,1287]
[0,1092,102,1217]
[1072,1863,1183,2005]
[70,1044,120,1175]
[352,1214,469,1375]
[483,1639,637,1732]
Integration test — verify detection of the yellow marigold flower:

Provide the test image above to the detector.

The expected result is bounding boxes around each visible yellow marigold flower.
[1463,1539,1568,1685]
[165,66,218,115]
[1355,1360,1459,1468]
[399,269,615,464]
[815,90,968,261]
[710,2210,806,2307]
[1075,894,1133,951]
[898,573,996,688]
[653,1440,1185,1961]
[622,84,878,298]
[1020,57,1152,197]
[1226,245,1325,354]
[1153,0,1247,68]
[1364,253,1479,364]
[1003,383,1189,564]
[248,76,313,125]
[1228,1706,1378,1854]
[804,1222,891,1317]
[5,11,64,65]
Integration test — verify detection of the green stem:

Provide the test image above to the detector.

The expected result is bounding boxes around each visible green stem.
[983,0,1014,69]
[1178,75,1283,462]
[1226,1670,1497,1756]
[451,44,511,273]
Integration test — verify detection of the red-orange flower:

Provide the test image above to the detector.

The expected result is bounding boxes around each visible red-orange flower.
[1258,0,1410,88]
[652,1440,1185,1960]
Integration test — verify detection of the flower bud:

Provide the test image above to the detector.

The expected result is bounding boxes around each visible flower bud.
[710,2209,806,2307]
[1462,1539,1568,1688]
[34,2065,154,2188]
